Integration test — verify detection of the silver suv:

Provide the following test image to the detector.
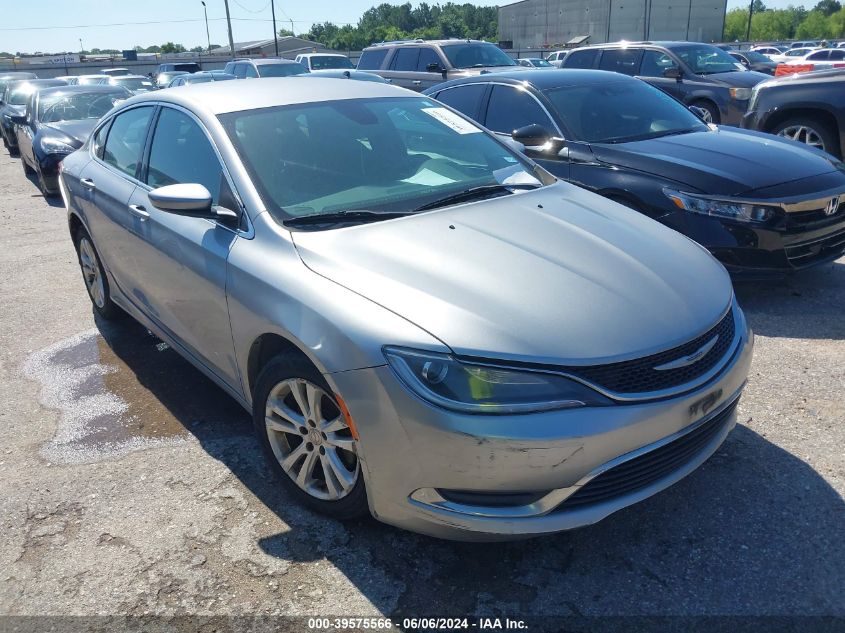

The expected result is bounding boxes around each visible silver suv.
[223,58,308,79]
[356,39,523,91]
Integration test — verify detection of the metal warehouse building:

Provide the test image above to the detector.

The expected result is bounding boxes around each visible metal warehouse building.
[498,0,728,49]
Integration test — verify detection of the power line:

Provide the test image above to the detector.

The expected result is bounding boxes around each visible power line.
[0,16,354,31]
[231,0,271,14]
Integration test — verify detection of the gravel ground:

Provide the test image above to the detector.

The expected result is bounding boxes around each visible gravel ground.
[0,152,842,626]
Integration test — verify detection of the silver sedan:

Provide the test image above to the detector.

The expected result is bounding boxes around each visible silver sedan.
[59,78,753,540]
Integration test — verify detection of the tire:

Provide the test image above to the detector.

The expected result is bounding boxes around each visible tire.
[771,117,839,158]
[73,227,123,320]
[253,356,369,520]
[37,168,56,198]
[691,100,720,125]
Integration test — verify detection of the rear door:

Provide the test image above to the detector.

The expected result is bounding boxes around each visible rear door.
[123,105,241,386]
[79,105,155,291]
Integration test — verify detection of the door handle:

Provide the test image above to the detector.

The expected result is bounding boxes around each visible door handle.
[129,204,150,220]
[80,178,96,190]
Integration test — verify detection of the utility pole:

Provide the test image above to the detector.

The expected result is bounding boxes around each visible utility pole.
[270,0,279,56]
[746,0,754,42]
[223,0,236,59]
[201,1,211,52]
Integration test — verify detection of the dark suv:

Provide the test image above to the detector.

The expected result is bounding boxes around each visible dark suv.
[561,42,769,126]
[356,39,523,92]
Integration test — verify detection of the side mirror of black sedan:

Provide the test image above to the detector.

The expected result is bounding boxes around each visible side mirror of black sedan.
[663,67,682,80]
[512,124,566,157]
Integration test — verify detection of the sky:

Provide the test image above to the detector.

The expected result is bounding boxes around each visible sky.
[0,0,807,54]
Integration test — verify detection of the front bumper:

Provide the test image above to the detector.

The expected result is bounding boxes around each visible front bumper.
[659,206,845,276]
[328,313,754,540]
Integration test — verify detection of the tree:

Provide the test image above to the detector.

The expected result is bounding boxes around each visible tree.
[814,0,842,16]
[160,42,186,54]
[795,9,835,36]
[277,28,294,37]
[723,8,749,40]
[752,0,767,12]
[190,46,205,52]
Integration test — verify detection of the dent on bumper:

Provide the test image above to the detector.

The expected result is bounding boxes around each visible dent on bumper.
[328,323,754,541]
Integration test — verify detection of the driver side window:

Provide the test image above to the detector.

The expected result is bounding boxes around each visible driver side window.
[638,50,678,78]
[484,85,555,135]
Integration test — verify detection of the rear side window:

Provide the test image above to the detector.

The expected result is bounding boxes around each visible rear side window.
[807,51,829,60]
[562,49,598,69]
[829,50,845,60]
[391,48,420,71]
[146,107,222,203]
[599,49,643,75]
[102,106,153,178]
[484,85,555,135]
[436,85,486,119]
[245,64,259,78]
[357,49,388,70]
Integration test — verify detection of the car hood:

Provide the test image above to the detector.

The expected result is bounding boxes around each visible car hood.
[591,127,842,196]
[704,70,769,87]
[43,119,96,145]
[291,182,733,365]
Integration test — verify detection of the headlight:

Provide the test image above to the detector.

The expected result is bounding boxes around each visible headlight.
[729,87,752,100]
[39,136,78,154]
[664,189,777,223]
[384,347,611,414]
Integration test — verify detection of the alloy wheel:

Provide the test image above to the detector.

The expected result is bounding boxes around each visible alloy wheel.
[264,378,359,501]
[777,124,826,152]
[78,237,105,309]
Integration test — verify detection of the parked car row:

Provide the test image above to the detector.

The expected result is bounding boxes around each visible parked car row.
[3,47,842,540]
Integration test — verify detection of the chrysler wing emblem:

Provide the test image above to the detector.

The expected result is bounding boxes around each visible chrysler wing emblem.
[654,335,719,371]
[825,196,840,216]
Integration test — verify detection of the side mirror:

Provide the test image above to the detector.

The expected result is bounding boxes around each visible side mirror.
[426,62,443,73]
[512,123,552,149]
[10,114,27,125]
[663,66,682,80]
[148,183,238,225]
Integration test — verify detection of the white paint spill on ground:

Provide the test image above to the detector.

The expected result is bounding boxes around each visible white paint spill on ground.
[22,328,185,464]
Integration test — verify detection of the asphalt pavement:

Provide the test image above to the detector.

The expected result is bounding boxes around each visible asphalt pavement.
[0,153,842,627]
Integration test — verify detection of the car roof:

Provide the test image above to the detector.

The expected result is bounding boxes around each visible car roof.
[8,78,65,89]
[249,58,302,65]
[110,74,150,80]
[364,39,489,50]
[78,74,109,79]
[575,41,716,50]
[117,76,412,115]
[426,68,633,92]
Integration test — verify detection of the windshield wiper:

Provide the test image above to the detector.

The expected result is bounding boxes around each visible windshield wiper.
[413,183,540,213]
[283,209,413,228]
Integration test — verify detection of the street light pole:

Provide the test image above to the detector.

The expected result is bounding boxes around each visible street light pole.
[746,0,754,42]
[270,0,279,57]
[201,1,211,52]
[223,0,236,60]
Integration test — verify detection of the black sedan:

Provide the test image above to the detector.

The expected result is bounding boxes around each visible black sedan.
[13,85,130,196]
[425,70,845,275]
[1,78,65,155]
[730,50,778,75]
[742,69,844,159]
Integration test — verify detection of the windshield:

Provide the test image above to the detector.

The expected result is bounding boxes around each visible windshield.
[258,63,309,77]
[441,43,516,69]
[113,78,154,90]
[38,90,126,123]
[671,44,743,74]
[530,58,552,67]
[310,56,354,70]
[544,80,708,144]
[8,84,39,105]
[220,97,542,222]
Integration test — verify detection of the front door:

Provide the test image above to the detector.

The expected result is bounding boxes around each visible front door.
[122,105,241,387]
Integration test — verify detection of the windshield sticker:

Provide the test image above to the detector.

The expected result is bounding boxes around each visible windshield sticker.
[422,107,482,134]
[402,168,458,187]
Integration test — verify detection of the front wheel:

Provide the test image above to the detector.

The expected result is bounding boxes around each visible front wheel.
[772,117,839,158]
[73,228,122,320]
[691,100,720,125]
[253,356,368,520]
